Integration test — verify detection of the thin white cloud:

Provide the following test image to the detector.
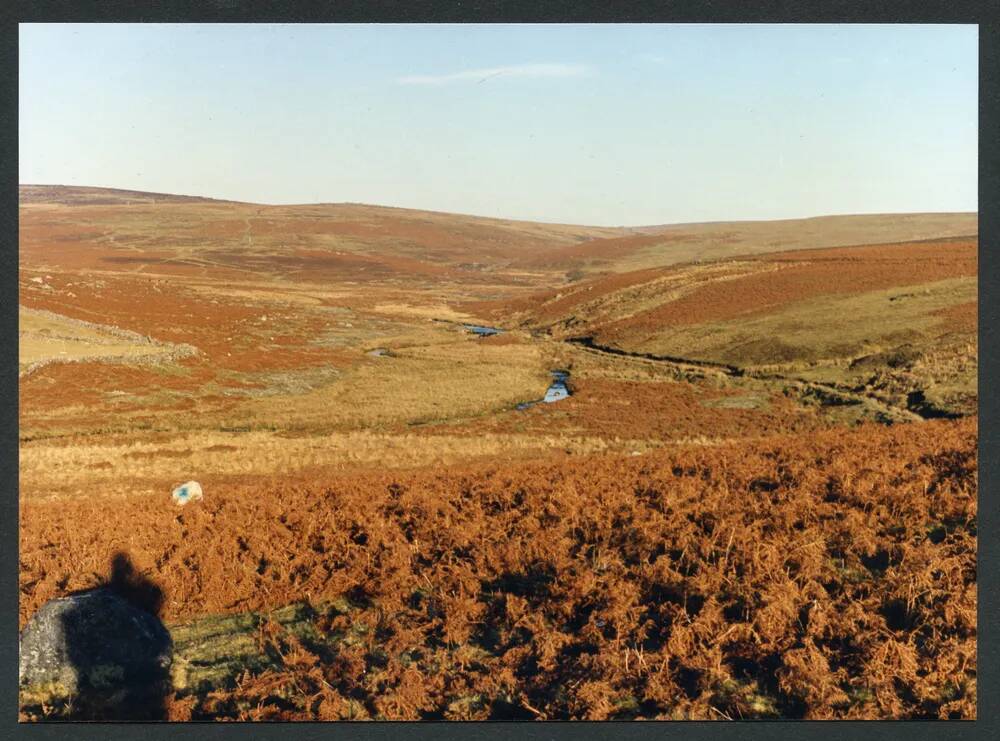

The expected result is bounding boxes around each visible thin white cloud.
[397,63,590,86]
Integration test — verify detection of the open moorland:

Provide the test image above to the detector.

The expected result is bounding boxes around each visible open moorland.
[18,186,977,720]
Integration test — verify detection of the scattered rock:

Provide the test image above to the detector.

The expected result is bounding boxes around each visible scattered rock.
[172,480,203,506]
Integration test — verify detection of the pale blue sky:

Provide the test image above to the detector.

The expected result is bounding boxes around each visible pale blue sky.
[20,24,977,226]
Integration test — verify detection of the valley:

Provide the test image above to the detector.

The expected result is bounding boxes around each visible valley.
[17,186,978,720]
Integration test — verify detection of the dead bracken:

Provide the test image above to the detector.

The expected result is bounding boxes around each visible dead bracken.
[20,417,977,720]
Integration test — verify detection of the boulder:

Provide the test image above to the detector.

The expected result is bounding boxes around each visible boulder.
[172,480,203,506]
[19,588,172,719]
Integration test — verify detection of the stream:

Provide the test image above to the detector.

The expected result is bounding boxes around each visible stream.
[434,318,936,423]
[463,324,504,337]
[517,369,571,410]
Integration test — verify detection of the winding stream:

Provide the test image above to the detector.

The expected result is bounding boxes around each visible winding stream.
[567,335,927,423]
[433,317,939,423]
[427,318,932,422]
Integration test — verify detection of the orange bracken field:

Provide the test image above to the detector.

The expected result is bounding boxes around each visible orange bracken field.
[20,419,977,720]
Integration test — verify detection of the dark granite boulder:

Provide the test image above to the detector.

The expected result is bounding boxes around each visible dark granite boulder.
[19,588,172,719]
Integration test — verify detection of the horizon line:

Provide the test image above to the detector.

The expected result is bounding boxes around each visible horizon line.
[18,183,979,231]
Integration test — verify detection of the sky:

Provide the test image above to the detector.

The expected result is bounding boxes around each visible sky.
[19,24,978,226]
